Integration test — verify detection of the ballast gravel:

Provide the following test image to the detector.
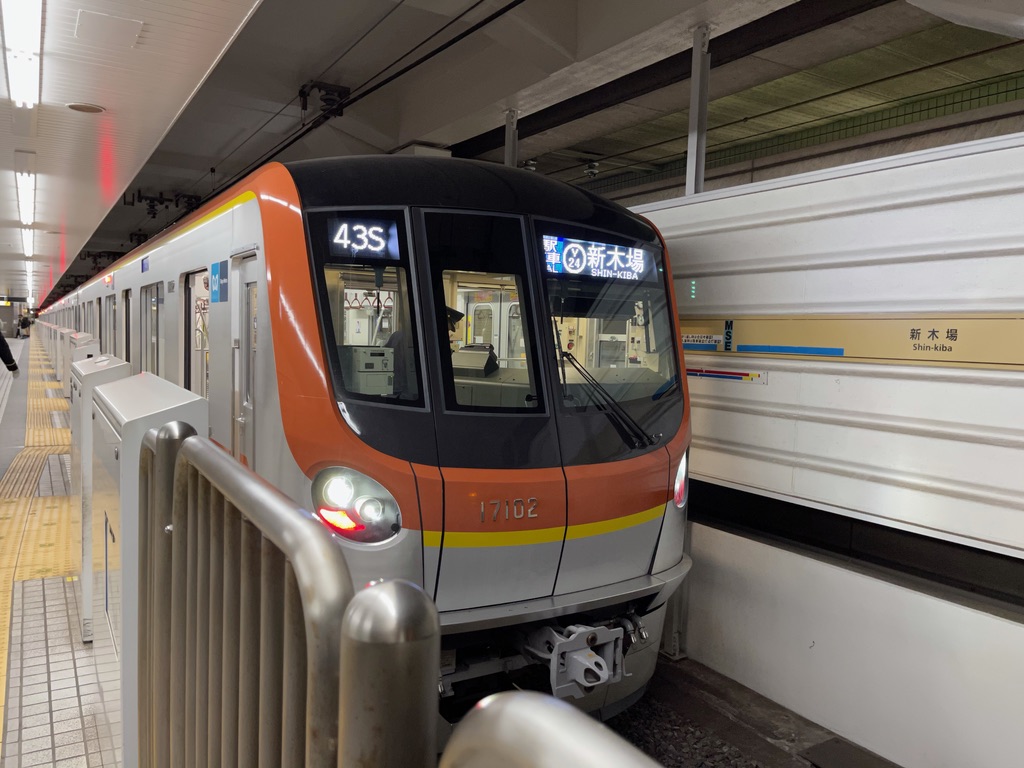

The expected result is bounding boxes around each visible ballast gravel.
[607,695,765,768]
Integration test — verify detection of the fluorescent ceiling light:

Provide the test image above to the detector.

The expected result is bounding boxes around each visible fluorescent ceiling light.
[21,228,33,258]
[16,172,34,225]
[6,52,39,108]
[1,0,42,51]
[2,0,44,108]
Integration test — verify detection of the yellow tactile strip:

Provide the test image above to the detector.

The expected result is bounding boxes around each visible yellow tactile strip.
[25,338,72,452]
[16,496,77,581]
[0,448,56,499]
[0,338,81,751]
[25,427,72,449]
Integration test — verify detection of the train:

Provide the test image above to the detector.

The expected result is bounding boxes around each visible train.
[41,156,692,723]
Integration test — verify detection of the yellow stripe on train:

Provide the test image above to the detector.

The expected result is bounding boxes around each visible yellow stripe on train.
[422,503,666,549]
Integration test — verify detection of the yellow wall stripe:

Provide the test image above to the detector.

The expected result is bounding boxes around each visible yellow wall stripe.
[564,504,665,540]
[423,503,666,549]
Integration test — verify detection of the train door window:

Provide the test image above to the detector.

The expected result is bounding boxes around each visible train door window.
[245,282,256,404]
[507,303,525,369]
[122,290,131,364]
[234,258,258,467]
[140,282,162,374]
[102,295,116,354]
[471,305,493,347]
[423,212,540,411]
[184,271,210,397]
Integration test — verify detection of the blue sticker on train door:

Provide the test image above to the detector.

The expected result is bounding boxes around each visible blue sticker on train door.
[217,260,228,301]
[210,262,221,302]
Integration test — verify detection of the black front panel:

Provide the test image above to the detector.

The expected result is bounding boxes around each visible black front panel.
[294,158,681,470]
[306,207,440,466]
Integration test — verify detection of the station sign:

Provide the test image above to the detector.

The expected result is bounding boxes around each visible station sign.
[542,235,653,282]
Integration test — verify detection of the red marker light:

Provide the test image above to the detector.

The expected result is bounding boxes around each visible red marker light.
[317,507,365,533]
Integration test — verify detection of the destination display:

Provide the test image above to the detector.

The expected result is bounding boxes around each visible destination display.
[542,235,653,281]
[327,217,401,260]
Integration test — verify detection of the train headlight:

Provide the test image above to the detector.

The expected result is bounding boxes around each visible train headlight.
[322,475,355,508]
[312,468,401,543]
[673,449,689,509]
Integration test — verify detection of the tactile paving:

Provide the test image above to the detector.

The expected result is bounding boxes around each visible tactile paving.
[0,337,83,759]
[16,497,77,582]
[0,450,52,501]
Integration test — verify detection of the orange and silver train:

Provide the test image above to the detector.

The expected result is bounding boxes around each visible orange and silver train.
[42,156,692,720]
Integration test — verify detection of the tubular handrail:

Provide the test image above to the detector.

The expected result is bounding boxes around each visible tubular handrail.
[338,579,440,767]
[139,425,355,768]
[439,691,663,768]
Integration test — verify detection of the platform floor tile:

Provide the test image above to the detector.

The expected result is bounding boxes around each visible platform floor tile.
[1,578,118,768]
[37,455,72,498]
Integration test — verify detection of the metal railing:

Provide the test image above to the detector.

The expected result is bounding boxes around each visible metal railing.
[139,423,357,768]
[440,691,662,767]
[138,420,662,768]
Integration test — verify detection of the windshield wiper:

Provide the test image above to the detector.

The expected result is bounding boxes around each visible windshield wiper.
[560,350,659,450]
[652,376,678,401]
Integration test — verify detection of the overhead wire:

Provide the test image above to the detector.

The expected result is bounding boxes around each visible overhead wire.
[180,0,411,198]
[192,0,523,206]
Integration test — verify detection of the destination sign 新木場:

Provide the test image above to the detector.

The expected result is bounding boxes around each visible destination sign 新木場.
[327,218,400,260]
[542,235,651,281]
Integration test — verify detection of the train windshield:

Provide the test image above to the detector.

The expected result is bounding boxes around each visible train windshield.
[539,221,681,460]
[423,211,543,412]
[308,209,424,406]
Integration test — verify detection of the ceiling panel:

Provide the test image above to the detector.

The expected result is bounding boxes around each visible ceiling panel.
[0,0,263,301]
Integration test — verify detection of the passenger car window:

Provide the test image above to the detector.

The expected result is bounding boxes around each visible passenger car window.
[308,210,424,406]
[424,212,541,412]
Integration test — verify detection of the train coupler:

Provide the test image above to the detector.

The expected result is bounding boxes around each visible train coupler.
[521,624,624,699]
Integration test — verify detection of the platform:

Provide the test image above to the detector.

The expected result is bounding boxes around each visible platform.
[0,337,118,768]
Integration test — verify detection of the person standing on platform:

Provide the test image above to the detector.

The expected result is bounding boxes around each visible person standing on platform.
[0,332,18,374]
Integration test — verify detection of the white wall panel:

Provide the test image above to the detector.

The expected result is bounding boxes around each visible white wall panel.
[638,133,1024,558]
[641,133,1024,315]
[687,524,1024,768]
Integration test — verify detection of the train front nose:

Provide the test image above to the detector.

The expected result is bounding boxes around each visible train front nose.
[432,467,567,611]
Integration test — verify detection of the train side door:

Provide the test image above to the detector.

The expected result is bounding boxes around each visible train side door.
[233,257,258,468]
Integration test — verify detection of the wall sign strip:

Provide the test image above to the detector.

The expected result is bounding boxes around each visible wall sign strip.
[681,314,1024,369]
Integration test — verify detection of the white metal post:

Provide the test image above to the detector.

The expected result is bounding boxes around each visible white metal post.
[504,108,519,168]
[685,23,710,195]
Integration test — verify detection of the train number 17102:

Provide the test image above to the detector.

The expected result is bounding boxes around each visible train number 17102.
[481,498,539,522]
